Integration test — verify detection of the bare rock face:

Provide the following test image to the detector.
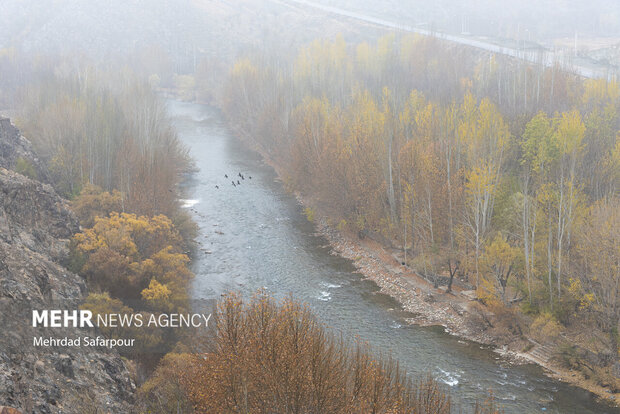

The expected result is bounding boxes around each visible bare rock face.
[0,168,78,263]
[0,120,134,413]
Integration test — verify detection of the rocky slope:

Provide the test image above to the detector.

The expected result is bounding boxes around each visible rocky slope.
[0,118,48,183]
[0,119,134,413]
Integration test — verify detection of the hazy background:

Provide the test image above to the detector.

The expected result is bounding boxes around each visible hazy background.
[2,0,619,70]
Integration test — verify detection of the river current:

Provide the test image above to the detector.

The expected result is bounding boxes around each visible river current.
[169,99,618,413]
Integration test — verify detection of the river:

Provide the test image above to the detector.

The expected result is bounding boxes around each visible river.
[169,99,618,413]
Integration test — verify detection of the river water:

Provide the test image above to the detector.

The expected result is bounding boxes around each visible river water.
[169,99,618,413]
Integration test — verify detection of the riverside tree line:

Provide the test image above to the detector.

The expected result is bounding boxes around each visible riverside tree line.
[220,34,619,379]
[5,64,506,412]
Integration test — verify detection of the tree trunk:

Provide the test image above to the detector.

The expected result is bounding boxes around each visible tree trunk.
[610,315,619,362]
[547,213,554,310]
[447,259,458,294]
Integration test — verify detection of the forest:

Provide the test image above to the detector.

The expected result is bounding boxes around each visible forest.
[0,57,505,412]
[0,0,618,410]
[220,33,619,387]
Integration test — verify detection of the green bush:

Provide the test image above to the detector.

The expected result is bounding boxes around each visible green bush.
[15,156,37,179]
[303,206,315,222]
[557,344,580,369]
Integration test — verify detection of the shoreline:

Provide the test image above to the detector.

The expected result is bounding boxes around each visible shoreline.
[221,113,619,408]
[164,92,619,407]
[308,211,619,406]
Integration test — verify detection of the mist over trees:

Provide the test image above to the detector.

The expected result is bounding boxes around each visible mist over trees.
[15,70,192,216]
[1,63,199,372]
[220,34,619,374]
[0,0,618,410]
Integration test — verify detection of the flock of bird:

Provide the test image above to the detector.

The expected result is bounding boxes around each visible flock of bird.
[214,172,252,189]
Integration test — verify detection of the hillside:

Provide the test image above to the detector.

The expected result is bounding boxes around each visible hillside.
[0,118,134,413]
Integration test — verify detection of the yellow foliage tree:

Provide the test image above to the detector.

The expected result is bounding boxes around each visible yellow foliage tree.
[141,279,172,312]
[73,212,192,312]
[480,234,521,304]
[71,184,123,227]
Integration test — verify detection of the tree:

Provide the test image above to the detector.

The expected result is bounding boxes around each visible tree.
[463,163,497,288]
[520,111,555,304]
[458,95,509,289]
[481,234,521,304]
[142,279,173,312]
[343,90,386,232]
[440,103,465,292]
[71,184,123,227]
[81,292,134,338]
[136,353,196,413]
[553,110,585,299]
[177,292,454,414]
[573,198,620,362]
[73,212,192,311]
[18,72,190,216]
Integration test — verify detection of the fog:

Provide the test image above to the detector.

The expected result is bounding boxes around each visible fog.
[2,0,619,70]
[1,1,619,413]
[310,0,620,40]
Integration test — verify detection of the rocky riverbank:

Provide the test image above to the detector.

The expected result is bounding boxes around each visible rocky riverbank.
[224,114,619,408]
[307,211,619,406]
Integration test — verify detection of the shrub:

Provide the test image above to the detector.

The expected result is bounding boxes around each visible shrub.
[71,184,123,227]
[337,219,347,231]
[136,353,195,413]
[557,344,580,370]
[303,206,315,222]
[530,312,562,344]
[14,156,37,179]
[72,212,192,311]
